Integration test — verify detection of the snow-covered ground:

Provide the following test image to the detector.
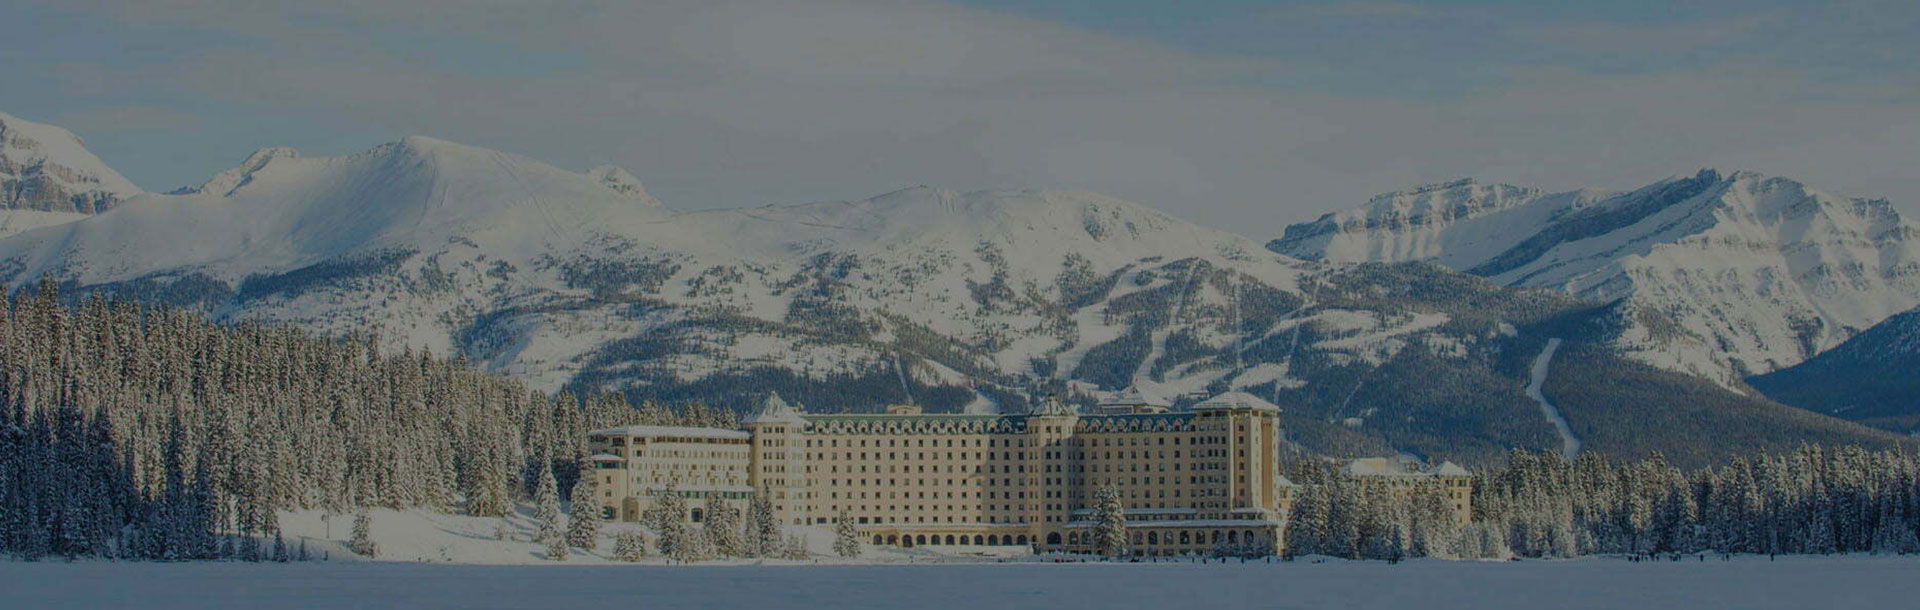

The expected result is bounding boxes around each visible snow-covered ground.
[273,506,988,565]
[4,555,1916,609]
[1526,338,1581,460]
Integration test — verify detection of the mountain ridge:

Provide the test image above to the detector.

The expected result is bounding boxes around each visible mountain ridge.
[0,110,142,239]
[0,123,1902,468]
[1271,169,1920,383]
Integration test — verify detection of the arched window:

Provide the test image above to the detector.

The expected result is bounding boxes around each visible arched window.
[988,535,1000,545]
[916,535,928,546]
[887,534,899,545]
[1179,531,1191,544]
[1211,531,1221,543]
[1244,530,1257,544]
[873,535,885,545]
[1046,532,1062,545]
[1147,532,1159,545]
[1016,535,1028,545]
[1227,531,1238,543]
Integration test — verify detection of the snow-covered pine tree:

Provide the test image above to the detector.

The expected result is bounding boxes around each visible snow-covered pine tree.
[782,533,809,560]
[566,463,602,551]
[545,528,569,561]
[535,463,564,560]
[1091,485,1127,558]
[614,529,647,562]
[675,524,714,563]
[749,493,781,558]
[272,529,289,563]
[833,509,860,558]
[702,494,742,557]
[349,511,377,559]
[645,486,690,560]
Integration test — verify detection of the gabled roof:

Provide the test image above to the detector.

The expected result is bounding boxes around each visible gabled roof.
[1345,457,1472,478]
[1432,461,1471,477]
[742,392,809,426]
[1099,384,1170,408]
[1029,396,1079,417]
[1190,391,1281,413]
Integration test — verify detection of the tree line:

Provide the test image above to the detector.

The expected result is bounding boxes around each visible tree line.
[1285,446,1920,560]
[0,282,729,561]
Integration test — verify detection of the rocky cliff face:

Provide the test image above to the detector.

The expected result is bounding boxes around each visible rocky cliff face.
[0,111,140,214]
[0,132,1897,466]
[1273,170,1920,382]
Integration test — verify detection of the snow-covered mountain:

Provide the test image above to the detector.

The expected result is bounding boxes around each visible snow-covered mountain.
[0,134,1897,466]
[0,110,140,214]
[1270,170,1920,381]
[1750,303,1920,431]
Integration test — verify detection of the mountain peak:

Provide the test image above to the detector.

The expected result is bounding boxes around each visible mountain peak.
[183,146,301,196]
[0,109,141,212]
[1272,169,1920,380]
[583,165,663,209]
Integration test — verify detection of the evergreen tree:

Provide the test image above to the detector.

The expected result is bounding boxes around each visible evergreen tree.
[833,509,860,558]
[644,486,690,561]
[272,529,290,563]
[782,533,809,560]
[534,463,564,559]
[1091,485,1127,558]
[702,495,743,557]
[748,493,781,558]
[349,511,377,559]
[614,529,647,562]
[566,464,602,551]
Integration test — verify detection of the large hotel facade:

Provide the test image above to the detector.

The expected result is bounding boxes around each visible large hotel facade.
[587,390,1468,555]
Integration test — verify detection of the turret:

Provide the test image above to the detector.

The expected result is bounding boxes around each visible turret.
[742,392,811,526]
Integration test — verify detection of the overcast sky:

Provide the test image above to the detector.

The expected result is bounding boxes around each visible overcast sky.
[4,0,1917,234]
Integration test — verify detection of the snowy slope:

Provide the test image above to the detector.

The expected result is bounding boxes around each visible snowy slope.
[0,110,140,213]
[1272,170,1920,381]
[1750,304,1920,429]
[0,136,670,284]
[0,135,1881,465]
[0,209,88,238]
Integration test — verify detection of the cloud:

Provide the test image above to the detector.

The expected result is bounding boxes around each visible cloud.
[54,105,201,133]
[10,0,1920,234]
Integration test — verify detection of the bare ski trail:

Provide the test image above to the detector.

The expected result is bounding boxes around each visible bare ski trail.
[1527,338,1580,460]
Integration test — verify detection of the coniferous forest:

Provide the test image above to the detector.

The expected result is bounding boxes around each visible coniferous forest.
[0,282,727,561]
[1285,446,1920,561]
[6,282,1920,562]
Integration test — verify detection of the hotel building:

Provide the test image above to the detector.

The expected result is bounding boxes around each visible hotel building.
[588,391,1307,555]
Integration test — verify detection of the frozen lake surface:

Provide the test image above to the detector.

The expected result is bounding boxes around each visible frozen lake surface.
[3,555,1912,609]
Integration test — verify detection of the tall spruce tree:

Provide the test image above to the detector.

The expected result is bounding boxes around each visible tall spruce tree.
[833,509,861,558]
[566,464,603,551]
[349,511,377,559]
[1091,486,1127,558]
[614,529,647,562]
[748,493,781,558]
[702,495,743,557]
[534,463,564,559]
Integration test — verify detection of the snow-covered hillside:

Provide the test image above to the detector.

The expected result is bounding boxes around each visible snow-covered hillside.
[1750,303,1920,429]
[0,135,1522,444]
[1272,170,1920,381]
[0,110,140,214]
[0,130,1885,465]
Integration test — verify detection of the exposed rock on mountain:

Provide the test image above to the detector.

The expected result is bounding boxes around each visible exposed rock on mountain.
[0,110,140,214]
[1,134,1900,467]
[1272,170,1920,383]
